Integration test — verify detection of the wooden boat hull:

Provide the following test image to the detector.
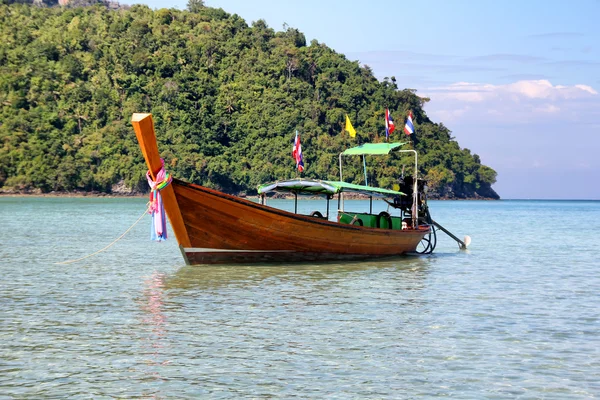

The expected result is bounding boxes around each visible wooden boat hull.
[173,179,429,265]
[131,112,430,265]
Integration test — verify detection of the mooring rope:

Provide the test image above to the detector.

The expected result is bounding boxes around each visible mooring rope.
[56,160,173,265]
[55,205,150,265]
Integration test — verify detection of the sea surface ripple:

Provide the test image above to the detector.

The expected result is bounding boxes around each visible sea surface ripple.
[0,197,598,398]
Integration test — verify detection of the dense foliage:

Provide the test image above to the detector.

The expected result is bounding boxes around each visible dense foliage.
[0,2,499,198]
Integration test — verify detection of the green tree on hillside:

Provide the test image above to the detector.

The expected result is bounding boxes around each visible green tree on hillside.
[0,2,498,198]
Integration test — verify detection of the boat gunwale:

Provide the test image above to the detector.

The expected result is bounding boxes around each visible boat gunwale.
[174,178,430,235]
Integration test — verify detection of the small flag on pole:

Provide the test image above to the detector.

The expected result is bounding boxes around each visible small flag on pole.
[345,114,356,138]
[385,109,395,140]
[292,130,304,172]
[404,111,414,136]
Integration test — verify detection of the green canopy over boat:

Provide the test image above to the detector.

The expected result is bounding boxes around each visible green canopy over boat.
[341,142,406,156]
[257,179,405,198]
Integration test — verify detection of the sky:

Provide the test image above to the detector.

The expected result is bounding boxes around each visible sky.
[121,0,600,199]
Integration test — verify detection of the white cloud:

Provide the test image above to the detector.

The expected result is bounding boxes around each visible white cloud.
[421,79,598,123]
[534,104,560,113]
[426,80,596,103]
[506,80,555,98]
[434,106,472,121]
[575,84,598,95]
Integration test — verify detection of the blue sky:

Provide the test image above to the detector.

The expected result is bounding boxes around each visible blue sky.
[121,0,600,199]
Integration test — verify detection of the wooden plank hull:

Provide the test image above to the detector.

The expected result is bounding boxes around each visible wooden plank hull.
[172,179,430,265]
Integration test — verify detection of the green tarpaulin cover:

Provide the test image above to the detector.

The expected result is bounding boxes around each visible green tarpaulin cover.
[341,142,406,156]
[258,179,405,198]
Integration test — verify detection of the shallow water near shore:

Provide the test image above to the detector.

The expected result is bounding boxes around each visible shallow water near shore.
[0,197,599,398]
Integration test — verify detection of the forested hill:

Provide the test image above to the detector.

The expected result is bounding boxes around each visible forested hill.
[0,2,499,199]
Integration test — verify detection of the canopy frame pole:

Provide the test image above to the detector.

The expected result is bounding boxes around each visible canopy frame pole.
[294,192,298,214]
[363,155,368,186]
[338,152,344,212]
[395,149,419,228]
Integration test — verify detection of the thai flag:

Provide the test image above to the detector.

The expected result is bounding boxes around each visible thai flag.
[404,111,414,136]
[385,109,395,140]
[292,130,304,172]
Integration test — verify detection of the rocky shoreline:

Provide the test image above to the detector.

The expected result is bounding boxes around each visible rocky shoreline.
[0,190,147,198]
[0,189,497,201]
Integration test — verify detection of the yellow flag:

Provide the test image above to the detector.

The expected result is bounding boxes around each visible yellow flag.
[345,114,356,138]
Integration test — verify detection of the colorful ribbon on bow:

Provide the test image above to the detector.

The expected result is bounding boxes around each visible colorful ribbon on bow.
[146,159,172,241]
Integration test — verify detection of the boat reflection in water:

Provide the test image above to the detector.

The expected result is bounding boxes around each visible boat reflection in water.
[162,257,431,291]
[139,271,171,378]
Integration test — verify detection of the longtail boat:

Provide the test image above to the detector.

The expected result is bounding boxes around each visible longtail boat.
[132,113,466,265]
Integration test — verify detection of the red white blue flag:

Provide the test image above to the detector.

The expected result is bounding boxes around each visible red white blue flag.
[385,108,395,140]
[404,111,414,136]
[292,130,304,172]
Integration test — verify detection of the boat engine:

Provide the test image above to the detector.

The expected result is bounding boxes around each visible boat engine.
[394,176,436,254]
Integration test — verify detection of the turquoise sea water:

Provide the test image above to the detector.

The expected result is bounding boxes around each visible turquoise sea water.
[0,197,599,398]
